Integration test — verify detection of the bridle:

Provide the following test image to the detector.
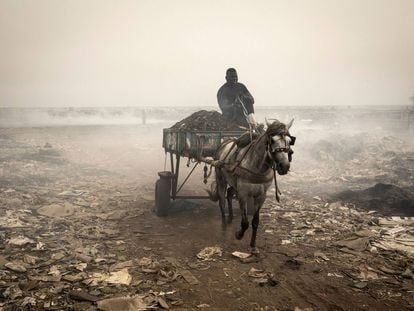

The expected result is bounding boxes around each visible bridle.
[265,130,295,164]
[264,129,295,202]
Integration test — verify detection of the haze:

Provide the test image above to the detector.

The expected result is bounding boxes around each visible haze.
[1,0,413,107]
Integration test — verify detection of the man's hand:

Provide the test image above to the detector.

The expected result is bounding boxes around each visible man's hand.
[247,113,257,127]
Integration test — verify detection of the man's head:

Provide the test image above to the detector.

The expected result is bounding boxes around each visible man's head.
[225,68,238,83]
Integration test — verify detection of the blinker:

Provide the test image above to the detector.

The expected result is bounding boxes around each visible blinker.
[289,136,296,146]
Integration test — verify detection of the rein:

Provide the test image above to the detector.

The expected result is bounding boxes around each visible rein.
[272,163,281,202]
[266,130,292,201]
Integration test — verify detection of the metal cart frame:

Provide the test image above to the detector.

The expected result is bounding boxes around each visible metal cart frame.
[155,128,245,216]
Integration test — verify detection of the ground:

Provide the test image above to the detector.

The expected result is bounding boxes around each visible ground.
[0,123,413,311]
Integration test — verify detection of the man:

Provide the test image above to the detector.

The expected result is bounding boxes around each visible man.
[217,68,257,128]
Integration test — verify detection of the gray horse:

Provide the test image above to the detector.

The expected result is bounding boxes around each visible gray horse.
[208,120,294,254]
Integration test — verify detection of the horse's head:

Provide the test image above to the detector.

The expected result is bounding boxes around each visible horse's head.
[266,119,295,175]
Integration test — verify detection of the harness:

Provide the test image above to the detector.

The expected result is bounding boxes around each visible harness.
[214,128,293,201]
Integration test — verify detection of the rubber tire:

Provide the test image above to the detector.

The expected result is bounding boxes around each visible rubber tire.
[155,178,171,217]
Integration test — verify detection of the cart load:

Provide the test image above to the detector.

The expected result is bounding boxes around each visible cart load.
[164,110,247,158]
[170,110,245,131]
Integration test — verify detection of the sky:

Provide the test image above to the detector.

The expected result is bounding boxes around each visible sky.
[0,0,413,107]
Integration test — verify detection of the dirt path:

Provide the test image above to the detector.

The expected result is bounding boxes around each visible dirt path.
[120,200,407,311]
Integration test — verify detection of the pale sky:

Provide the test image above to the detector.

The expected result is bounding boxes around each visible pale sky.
[0,0,413,107]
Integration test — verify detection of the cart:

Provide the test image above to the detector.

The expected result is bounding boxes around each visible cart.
[155,127,245,216]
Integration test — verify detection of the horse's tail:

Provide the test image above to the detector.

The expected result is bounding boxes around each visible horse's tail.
[206,181,219,202]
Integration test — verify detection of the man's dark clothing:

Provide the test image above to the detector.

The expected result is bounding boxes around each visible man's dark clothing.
[217,82,254,127]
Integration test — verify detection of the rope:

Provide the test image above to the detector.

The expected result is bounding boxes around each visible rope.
[273,164,281,202]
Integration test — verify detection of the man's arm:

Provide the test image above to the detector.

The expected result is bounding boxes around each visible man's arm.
[238,84,258,127]
[240,84,254,114]
[217,87,235,118]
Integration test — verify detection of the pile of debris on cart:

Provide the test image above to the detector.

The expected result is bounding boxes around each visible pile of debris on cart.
[170,110,244,131]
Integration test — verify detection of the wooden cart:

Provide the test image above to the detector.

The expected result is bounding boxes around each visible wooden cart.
[155,127,245,216]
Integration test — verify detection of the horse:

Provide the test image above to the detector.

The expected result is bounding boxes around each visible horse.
[208,119,295,254]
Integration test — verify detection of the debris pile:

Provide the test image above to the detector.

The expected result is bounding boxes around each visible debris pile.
[335,183,414,216]
[170,110,244,131]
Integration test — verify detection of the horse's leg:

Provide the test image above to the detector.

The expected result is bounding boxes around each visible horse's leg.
[235,198,249,240]
[216,171,227,226]
[218,187,227,225]
[226,187,235,223]
[250,194,266,254]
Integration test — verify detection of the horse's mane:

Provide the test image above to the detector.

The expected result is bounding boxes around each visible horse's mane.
[265,121,287,136]
[235,121,287,148]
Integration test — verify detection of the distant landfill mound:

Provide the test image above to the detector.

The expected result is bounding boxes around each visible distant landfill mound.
[170,110,245,131]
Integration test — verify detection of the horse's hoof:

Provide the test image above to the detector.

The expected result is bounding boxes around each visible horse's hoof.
[227,216,233,224]
[235,231,244,240]
[250,247,260,255]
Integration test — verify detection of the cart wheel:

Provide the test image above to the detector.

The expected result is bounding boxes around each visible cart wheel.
[155,178,171,217]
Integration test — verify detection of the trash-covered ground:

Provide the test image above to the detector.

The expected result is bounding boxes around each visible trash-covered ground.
[0,120,413,310]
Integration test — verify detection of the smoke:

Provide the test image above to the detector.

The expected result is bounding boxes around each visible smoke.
[1,106,412,198]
